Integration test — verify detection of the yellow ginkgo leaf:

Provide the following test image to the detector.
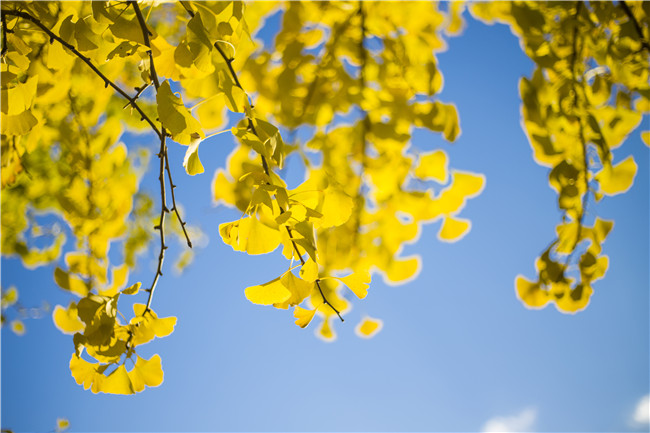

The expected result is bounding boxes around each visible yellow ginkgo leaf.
[183,135,205,176]
[128,354,164,392]
[122,282,141,295]
[245,277,291,305]
[595,156,637,196]
[299,258,319,282]
[385,256,421,284]
[276,272,313,308]
[293,306,317,328]
[156,80,204,145]
[515,275,549,309]
[438,216,470,242]
[355,316,383,339]
[1,286,18,308]
[56,417,70,432]
[130,304,177,346]
[219,216,282,255]
[414,150,448,183]
[335,270,371,299]
[10,319,26,336]
[315,316,336,342]
[101,365,134,395]
[53,302,85,335]
[317,187,354,228]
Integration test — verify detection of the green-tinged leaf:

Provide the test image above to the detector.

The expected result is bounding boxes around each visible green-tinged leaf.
[122,282,141,295]
[156,80,204,145]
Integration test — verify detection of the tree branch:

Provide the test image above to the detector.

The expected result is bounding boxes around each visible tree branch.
[565,1,590,267]
[0,9,162,139]
[164,151,192,247]
[204,14,344,321]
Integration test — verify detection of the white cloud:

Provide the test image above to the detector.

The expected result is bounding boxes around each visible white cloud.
[633,395,650,426]
[482,407,537,433]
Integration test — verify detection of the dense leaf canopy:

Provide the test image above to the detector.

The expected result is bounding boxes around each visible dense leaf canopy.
[1,1,648,396]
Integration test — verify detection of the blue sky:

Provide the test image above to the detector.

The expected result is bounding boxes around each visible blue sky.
[2,7,649,433]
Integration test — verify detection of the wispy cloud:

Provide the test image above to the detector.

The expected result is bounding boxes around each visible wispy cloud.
[482,407,537,433]
[633,395,650,426]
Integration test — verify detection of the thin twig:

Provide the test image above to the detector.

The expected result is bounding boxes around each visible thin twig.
[130,0,174,314]
[205,13,344,321]
[130,1,160,89]
[131,0,192,252]
[164,151,192,247]
[145,134,169,313]
[122,83,150,109]
[1,9,162,138]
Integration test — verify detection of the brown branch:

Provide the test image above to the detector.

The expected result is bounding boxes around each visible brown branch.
[131,0,192,253]
[122,83,149,109]
[164,151,192,247]
[129,0,176,313]
[0,9,162,138]
[130,1,160,89]
[145,134,169,313]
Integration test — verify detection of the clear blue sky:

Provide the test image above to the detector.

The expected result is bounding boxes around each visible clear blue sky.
[2,7,648,433]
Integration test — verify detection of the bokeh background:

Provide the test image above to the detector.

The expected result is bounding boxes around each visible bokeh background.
[2,7,649,432]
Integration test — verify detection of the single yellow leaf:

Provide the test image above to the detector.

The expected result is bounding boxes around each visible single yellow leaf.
[183,136,204,175]
[122,282,141,295]
[515,275,549,309]
[245,277,291,305]
[52,302,85,335]
[156,80,204,145]
[595,156,637,195]
[101,365,134,395]
[56,418,70,432]
[315,317,336,342]
[293,306,316,328]
[128,354,164,392]
[299,258,319,282]
[355,316,383,338]
[336,270,371,299]
[317,187,354,228]
[11,319,26,335]
[1,286,18,308]
[438,216,471,242]
[415,150,448,183]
